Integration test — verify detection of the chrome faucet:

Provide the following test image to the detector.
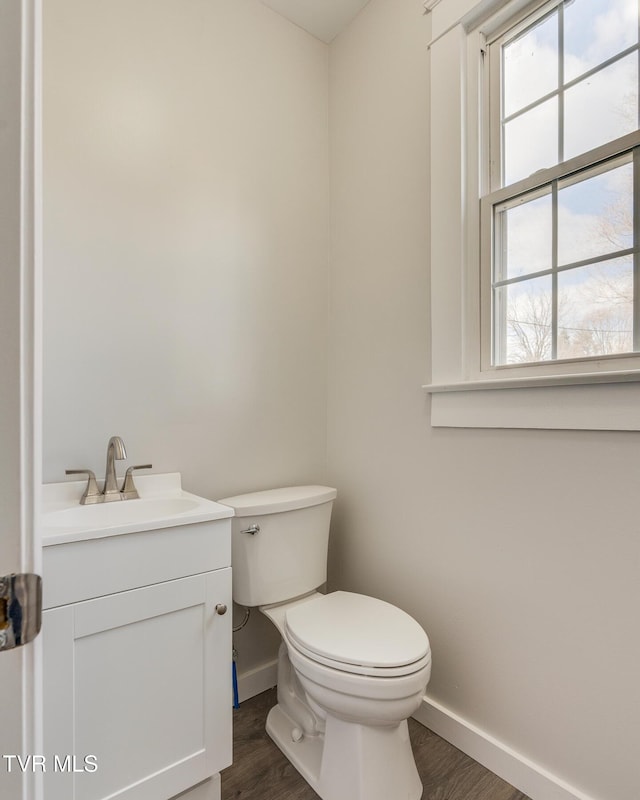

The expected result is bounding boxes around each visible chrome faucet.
[66,436,152,505]
[103,435,127,501]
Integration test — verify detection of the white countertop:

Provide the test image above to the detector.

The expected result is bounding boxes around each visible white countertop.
[42,472,233,546]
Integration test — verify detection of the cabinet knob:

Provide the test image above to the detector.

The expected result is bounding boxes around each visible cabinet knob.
[215,604,227,616]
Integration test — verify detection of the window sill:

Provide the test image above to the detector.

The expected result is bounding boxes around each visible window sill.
[424,374,640,431]
[424,368,640,393]
[423,372,640,429]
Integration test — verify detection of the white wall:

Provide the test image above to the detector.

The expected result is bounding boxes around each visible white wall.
[43,0,328,496]
[43,0,328,670]
[328,2,640,800]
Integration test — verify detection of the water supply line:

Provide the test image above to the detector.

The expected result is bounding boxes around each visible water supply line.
[231,606,251,709]
[232,647,240,709]
[233,605,251,633]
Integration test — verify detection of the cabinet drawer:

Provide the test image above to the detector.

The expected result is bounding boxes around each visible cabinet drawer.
[43,519,231,609]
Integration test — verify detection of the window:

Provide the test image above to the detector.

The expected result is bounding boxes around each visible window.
[426,0,640,429]
[483,0,640,370]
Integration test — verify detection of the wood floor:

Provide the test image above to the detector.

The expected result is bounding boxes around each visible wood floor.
[221,688,532,800]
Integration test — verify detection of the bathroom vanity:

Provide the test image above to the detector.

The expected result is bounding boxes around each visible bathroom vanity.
[41,473,233,800]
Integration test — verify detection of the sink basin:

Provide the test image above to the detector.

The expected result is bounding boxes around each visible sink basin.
[45,496,200,529]
[42,472,234,545]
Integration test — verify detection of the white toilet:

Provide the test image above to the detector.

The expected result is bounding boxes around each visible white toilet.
[218,485,431,800]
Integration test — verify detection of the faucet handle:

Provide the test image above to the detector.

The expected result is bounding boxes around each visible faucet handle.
[65,469,101,505]
[120,464,153,500]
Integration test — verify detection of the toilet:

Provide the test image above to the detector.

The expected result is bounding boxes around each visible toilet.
[218,486,431,800]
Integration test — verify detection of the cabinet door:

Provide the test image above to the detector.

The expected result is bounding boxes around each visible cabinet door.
[43,569,232,800]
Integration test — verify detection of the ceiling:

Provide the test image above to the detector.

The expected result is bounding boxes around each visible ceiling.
[260,0,372,43]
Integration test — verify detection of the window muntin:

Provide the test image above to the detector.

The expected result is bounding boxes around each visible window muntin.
[564,0,638,83]
[498,0,639,187]
[486,0,640,368]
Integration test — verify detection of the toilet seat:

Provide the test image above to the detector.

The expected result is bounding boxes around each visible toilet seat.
[284,591,430,678]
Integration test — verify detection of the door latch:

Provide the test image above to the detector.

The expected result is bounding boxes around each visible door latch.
[0,573,42,651]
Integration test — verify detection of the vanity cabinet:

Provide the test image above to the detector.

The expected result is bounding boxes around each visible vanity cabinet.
[42,516,232,800]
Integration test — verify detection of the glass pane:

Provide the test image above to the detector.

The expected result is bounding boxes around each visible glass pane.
[497,191,552,280]
[564,0,639,83]
[557,256,633,358]
[558,159,633,266]
[504,97,558,184]
[503,11,558,117]
[564,53,638,161]
[494,276,553,364]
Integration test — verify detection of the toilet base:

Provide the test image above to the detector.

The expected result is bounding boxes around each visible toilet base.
[266,704,323,789]
[266,702,423,800]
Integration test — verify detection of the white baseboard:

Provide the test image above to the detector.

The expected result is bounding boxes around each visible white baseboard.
[237,659,278,704]
[413,696,599,800]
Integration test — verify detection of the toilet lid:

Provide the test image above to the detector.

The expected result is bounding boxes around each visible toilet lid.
[284,591,429,672]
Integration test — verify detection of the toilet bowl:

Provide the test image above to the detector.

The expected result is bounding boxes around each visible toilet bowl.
[218,487,431,800]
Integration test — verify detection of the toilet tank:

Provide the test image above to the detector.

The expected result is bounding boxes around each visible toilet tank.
[218,486,337,607]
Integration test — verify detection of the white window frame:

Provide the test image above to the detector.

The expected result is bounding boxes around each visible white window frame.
[425,0,640,430]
